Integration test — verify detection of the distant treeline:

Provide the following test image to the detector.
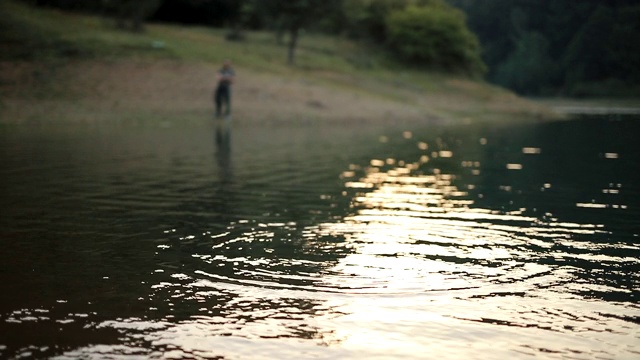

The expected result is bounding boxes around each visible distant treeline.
[449,0,640,96]
[26,0,640,96]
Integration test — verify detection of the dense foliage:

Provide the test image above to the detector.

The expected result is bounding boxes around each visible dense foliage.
[449,0,640,96]
[386,4,485,75]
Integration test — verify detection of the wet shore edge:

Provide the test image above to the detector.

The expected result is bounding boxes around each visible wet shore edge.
[1,59,636,127]
[532,98,640,117]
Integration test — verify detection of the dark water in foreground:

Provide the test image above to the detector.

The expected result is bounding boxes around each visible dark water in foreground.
[0,116,639,359]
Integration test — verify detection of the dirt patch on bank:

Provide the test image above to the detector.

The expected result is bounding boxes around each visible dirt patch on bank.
[0,60,426,125]
[0,60,554,125]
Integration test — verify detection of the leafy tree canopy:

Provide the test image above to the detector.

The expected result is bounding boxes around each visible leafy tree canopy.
[386,3,486,75]
[449,0,640,96]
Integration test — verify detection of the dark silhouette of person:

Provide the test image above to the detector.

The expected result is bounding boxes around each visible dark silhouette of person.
[214,59,235,119]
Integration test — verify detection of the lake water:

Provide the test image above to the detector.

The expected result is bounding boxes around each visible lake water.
[0,115,638,359]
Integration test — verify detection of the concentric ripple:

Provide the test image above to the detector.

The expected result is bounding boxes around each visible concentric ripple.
[1,118,639,359]
[139,126,639,359]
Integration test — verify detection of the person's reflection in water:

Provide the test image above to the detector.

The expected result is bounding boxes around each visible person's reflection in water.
[215,121,232,182]
[213,120,233,224]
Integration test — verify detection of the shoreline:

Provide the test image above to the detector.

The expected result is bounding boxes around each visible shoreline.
[2,1,637,128]
[0,59,561,127]
[531,98,640,116]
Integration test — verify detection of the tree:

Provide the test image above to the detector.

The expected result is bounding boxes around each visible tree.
[153,0,239,27]
[24,0,162,32]
[448,0,640,96]
[248,0,342,65]
[386,4,486,75]
[103,0,162,32]
[493,31,556,94]
[608,5,640,83]
[342,0,408,42]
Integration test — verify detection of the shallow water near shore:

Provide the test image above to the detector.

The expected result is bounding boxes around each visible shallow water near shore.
[0,115,639,359]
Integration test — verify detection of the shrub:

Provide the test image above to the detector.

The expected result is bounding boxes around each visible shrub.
[386,4,486,76]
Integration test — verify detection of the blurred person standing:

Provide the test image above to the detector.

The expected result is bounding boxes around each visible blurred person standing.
[214,59,235,119]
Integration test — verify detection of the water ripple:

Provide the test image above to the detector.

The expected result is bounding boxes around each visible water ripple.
[1,119,639,359]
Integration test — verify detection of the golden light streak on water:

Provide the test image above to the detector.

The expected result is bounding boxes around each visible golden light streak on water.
[2,118,639,359]
[299,155,638,357]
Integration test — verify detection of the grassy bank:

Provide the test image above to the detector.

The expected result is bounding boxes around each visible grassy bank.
[0,0,558,126]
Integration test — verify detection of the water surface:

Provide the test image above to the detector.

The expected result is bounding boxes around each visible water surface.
[0,116,638,359]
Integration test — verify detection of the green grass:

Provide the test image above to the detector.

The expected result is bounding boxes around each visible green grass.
[1,1,178,61]
[0,0,558,124]
[0,1,419,76]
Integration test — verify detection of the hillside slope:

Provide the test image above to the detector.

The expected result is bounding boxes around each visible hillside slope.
[0,1,557,125]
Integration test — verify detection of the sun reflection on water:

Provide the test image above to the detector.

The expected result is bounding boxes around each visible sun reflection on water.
[5,121,639,360]
[18,151,638,360]
[306,151,638,357]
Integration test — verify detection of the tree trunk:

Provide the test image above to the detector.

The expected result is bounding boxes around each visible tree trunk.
[110,0,160,33]
[275,17,285,45]
[131,6,144,32]
[287,26,299,66]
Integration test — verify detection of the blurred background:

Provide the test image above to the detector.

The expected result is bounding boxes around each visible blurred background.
[9,0,640,98]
